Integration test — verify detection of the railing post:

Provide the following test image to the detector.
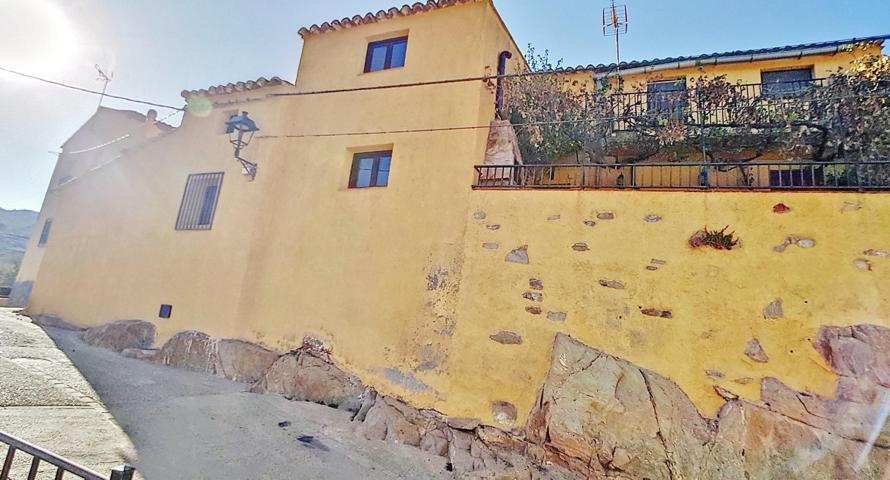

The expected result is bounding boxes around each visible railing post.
[110,465,135,480]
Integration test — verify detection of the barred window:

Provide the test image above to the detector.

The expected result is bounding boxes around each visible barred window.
[38,219,52,246]
[761,68,813,97]
[647,79,687,114]
[175,172,224,230]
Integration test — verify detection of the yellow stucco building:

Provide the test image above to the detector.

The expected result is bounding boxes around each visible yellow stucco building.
[15,0,890,432]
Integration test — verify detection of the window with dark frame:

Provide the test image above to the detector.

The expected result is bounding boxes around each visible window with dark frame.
[761,68,814,97]
[37,219,52,246]
[175,172,224,230]
[647,79,688,115]
[364,37,408,73]
[349,151,392,188]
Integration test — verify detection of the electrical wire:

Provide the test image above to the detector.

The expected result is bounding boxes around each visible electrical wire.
[0,66,184,111]
[65,109,183,155]
[255,91,890,139]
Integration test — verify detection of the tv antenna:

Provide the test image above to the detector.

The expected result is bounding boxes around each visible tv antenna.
[602,1,628,85]
[94,64,114,109]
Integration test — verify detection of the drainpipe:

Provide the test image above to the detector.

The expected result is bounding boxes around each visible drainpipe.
[496,50,513,119]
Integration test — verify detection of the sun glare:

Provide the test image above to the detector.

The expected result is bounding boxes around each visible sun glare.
[0,0,80,78]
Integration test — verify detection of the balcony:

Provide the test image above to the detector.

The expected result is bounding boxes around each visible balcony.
[473,160,890,191]
[484,67,890,191]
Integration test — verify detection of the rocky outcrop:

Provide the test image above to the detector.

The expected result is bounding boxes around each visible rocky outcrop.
[251,348,365,411]
[69,321,890,479]
[525,331,890,479]
[215,339,279,384]
[155,330,218,373]
[156,331,278,383]
[82,320,155,352]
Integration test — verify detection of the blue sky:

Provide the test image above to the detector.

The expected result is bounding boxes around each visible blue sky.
[1,0,888,210]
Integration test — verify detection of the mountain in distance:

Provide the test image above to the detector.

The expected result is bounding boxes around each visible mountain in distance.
[0,207,38,285]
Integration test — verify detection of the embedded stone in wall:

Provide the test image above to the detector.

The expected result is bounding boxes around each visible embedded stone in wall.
[841,200,862,213]
[505,245,529,264]
[714,385,738,400]
[644,214,662,222]
[82,320,156,352]
[772,203,792,214]
[598,279,625,290]
[446,417,481,431]
[762,298,784,319]
[651,258,667,265]
[733,377,754,385]
[473,211,487,220]
[854,258,873,271]
[640,307,672,318]
[864,249,889,257]
[529,278,543,290]
[489,331,522,345]
[525,306,542,315]
[596,211,615,220]
[490,401,517,425]
[705,369,725,379]
[571,242,589,252]
[744,338,769,363]
[522,291,543,302]
[482,242,499,250]
[546,311,567,322]
[547,214,561,221]
[486,224,500,231]
[582,219,596,227]
[252,349,365,411]
[646,266,658,271]
[797,237,816,248]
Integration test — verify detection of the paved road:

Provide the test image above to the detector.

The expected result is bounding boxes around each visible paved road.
[0,309,448,480]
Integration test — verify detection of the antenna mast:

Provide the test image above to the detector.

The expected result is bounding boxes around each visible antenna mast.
[602,1,628,87]
[94,64,113,109]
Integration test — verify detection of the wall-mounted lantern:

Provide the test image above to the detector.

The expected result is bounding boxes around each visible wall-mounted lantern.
[225,111,260,180]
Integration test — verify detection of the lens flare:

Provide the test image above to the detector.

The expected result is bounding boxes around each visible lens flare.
[0,0,80,77]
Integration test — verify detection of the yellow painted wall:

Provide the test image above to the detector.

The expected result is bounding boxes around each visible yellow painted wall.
[562,44,884,93]
[444,190,890,424]
[13,108,168,305]
[21,0,890,430]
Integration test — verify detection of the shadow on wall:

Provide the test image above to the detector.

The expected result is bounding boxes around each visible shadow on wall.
[8,281,32,308]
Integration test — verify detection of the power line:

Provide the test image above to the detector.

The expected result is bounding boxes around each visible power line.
[0,66,184,111]
[65,110,183,155]
[256,91,890,139]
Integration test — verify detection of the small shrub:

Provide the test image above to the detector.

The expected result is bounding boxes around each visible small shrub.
[689,226,740,250]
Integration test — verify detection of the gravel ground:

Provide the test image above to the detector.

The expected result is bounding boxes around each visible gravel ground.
[0,308,449,480]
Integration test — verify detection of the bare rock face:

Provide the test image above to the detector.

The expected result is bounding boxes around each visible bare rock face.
[82,320,155,352]
[155,331,279,384]
[155,330,218,373]
[526,333,717,479]
[526,331,890,479]
[215,339,279,384]
[251,349,365,411]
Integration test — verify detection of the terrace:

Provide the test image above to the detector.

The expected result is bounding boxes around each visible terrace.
[475,52,890,191]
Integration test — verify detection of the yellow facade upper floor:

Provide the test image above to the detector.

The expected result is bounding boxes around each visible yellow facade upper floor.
[556,35,886,94]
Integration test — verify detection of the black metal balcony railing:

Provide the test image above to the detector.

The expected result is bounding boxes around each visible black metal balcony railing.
[473,160,890,191]
[606,78,830,131]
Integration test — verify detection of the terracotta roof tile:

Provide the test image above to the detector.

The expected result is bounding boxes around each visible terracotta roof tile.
[298,0,478,37]
[180,76,292,99]
[555,34,889,74]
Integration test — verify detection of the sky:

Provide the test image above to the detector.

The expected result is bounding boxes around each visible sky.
[0,0,888,211]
